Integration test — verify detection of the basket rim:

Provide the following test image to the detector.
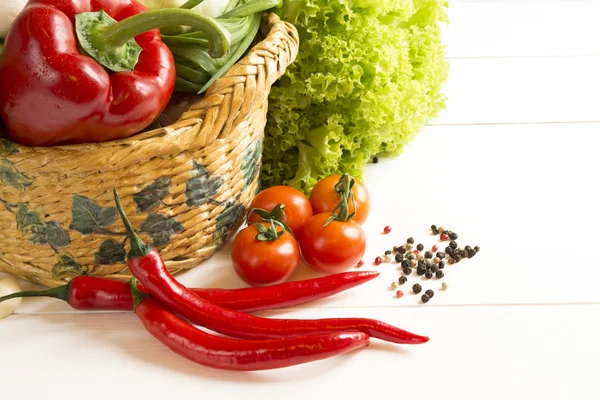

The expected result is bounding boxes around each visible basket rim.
[0,13,298,155]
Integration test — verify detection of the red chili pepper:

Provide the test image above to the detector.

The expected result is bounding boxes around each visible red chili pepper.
[0,0,229,146]
[130,281,369,371]
[114,190,430,345]
[0,272,379,312]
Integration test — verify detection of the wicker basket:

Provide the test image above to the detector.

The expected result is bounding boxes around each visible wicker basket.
[0,14,299,288]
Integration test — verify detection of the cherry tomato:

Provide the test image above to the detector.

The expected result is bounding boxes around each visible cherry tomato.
[248,186,313,235]
[232,222,300,287]
[309,175,371,225]
[299,213,367,274]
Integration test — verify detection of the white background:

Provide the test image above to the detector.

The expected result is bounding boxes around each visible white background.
[2,1,600,399]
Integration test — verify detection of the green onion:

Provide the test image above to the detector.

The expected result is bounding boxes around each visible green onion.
[162,0,282,94]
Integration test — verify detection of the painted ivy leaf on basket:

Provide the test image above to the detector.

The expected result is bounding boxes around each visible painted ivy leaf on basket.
[52,253,88,279]
[139,213,184,247]
[15,203,45,234]
[70,195,117,234]
[133,177,171,212]
[94,239,126,264]
[213,200,246,247]
[186,161,224,207]
[0,159,33,191]
[241,141,262,188]
[0,139,18,156]
[30,220,71,247]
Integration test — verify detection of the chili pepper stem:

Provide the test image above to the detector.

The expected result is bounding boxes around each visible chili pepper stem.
[113,189,153,259]
[75,9,231,73]
[130,278,149,311]
[0,285,70,304]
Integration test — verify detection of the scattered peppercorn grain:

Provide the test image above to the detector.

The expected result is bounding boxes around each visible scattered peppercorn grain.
[395,254,403,263]
[412,284,422,294]
[407,237,415,244]
[438,261,445,269]
[425,289,434,298]
[391,282,399,290]
[398,276,408,285]
[437,226,445,234]
[406,243,413,251]
[372,156,379,163]
[383,226,392,234]
[441,282,448,290]
[398,246,407,254]
[416,267,426,276]
[416,243,424,251]
[410,259,417,267]
[401,260,410,268]
[396,290,404,298]
[425,271,433,279]
[403,267,412,275]
[421,294,430,303]
[432,245,439,252]
[435,270,444,279]
[424,251,433,259]
[449,241,458,249]
[449,232,458,240]
[431,225,438,234]
[474,246,480,253]
[437,252,445,259]
[374,257,383,266]
[385,250,392,255]
[440,233,449,241]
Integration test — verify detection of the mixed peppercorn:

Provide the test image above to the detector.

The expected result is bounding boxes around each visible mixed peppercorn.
[379,225,480,304]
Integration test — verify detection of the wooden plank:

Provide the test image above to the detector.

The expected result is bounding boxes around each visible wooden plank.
[433,56,600,124]
[3,122,599,313]
[2,305,598,399]
[445,1,600,58]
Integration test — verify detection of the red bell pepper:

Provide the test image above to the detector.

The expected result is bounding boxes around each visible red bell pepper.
[0,0,230,146]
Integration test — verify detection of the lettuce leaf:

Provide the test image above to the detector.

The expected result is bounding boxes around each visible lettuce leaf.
[263,0,449,192]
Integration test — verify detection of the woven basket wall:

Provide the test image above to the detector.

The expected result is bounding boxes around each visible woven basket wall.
[0,14,299,288]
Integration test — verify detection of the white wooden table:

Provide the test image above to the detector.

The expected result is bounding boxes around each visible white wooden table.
[2,1,599,398]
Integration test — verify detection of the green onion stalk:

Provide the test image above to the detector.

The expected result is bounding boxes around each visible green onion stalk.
[145,0,282,94]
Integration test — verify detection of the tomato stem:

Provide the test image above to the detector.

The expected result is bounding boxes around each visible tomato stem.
[323,173,357,227]
[248,205,294,237]
[253,220,288,242]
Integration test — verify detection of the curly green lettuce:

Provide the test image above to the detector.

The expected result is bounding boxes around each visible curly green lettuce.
[262,0,449,192]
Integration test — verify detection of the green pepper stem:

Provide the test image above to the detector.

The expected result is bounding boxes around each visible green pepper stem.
[103,9,231,58]
[113,189,153,259]
[0,285,70,304]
